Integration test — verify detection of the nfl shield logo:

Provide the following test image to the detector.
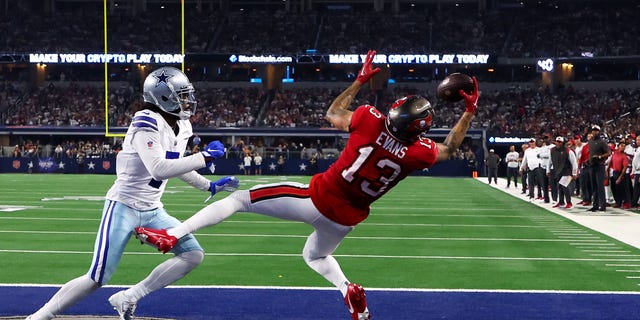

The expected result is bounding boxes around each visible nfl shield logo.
[12,160,20,169]
[102,161,111,170]
[147,141,154,148]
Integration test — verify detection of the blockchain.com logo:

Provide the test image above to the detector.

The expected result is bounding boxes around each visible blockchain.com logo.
[229,55,238,63]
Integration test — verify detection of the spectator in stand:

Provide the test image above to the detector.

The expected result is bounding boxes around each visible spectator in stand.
[505,145,519,188]
[53,144,64,160]
[276,154,285,174]
[11,145,21,158]
[253,152,263,175]
[608,141,630,209]
[587,125,610,212]
[243,152,252,175]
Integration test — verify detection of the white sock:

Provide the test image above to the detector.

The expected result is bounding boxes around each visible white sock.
[125,250,204,301]
[339,280,350,297]
[29,275,100,319]
[168,192,245,239]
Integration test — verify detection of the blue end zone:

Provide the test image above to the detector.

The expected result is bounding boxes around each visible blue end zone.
[5,286,640,319]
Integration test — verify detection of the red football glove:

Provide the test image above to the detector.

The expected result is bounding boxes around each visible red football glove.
[356,50,381,84]
[460,76,479,113]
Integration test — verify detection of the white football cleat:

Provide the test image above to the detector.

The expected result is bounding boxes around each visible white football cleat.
[109,290,137,320]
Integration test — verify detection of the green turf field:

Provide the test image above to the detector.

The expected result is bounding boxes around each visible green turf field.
[1,174,639,292]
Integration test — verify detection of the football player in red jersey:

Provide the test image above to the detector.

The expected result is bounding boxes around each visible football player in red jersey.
[135,50,479,320]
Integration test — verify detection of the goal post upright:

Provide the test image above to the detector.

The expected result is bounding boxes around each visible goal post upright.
[103,0,185,138]
[103,0,124,138]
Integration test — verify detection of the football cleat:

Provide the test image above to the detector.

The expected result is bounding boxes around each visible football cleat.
[345,283,370,320]
[134,227,178,254]
[109,291,137,320]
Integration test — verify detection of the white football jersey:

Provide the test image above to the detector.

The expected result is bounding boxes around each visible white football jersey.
[106,110,209,210]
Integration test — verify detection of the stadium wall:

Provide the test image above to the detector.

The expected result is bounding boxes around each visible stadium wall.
[0,156,473,177]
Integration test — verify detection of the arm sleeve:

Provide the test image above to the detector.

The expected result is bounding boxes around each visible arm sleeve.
[132,130,206,181]
[179,171,211,191]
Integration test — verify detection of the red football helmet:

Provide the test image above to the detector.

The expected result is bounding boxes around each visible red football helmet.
[385,95,434,142]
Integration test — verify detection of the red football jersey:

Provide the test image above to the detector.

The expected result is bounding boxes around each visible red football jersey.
[310,105,439,226]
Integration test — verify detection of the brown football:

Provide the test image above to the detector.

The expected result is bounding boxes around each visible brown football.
[436,73,475,102]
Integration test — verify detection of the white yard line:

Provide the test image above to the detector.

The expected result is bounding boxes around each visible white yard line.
[0,230,614,243]
[485,177,640,249]
[2,283,640,295]
[3,249,640,262]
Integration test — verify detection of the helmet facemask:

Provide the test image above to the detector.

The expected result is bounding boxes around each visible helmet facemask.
[385,95,434,142]
[143,67,197,120]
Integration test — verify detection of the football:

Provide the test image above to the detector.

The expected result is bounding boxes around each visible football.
[436,73,475,102]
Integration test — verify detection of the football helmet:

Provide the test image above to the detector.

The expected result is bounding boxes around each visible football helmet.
[143,67,196,120]
[385,95,434,142]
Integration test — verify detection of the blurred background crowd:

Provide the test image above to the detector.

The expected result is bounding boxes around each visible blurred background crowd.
[0,0,639,177]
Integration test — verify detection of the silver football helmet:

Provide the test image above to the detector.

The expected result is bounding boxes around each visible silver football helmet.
[143,67,197,120]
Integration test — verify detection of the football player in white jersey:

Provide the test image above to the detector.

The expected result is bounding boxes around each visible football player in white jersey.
[26,67,239,320]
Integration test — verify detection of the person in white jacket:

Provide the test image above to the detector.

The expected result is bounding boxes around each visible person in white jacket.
[520,138,543,200]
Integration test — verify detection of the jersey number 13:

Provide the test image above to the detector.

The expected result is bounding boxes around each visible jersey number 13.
[341,146,402,197]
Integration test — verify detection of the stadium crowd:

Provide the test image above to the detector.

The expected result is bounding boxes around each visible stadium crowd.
[0,2,219,53]
[3,83,639,142]
[0,1,637,57]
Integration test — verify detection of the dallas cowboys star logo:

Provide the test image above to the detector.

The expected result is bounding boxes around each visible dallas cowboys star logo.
[153,70,173,87]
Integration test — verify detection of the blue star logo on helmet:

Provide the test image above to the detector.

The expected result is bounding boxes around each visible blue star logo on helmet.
[153,70,173,87]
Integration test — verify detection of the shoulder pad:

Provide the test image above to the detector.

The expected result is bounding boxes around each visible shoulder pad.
[131,110,160,132]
